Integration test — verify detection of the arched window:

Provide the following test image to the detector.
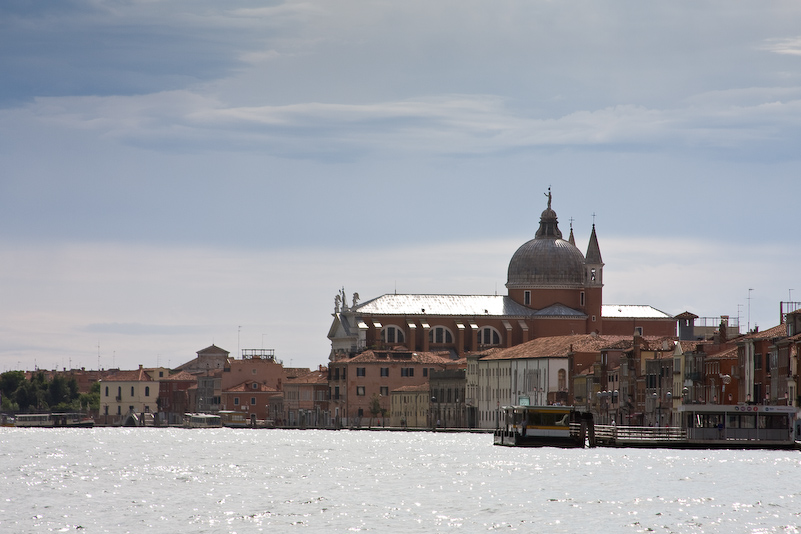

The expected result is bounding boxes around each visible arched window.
[429,326,454,344]
[105,386,109,397]
[131,386,135,397]
[381,325,405,344]
[145,386,150,397]
[477,326,501,346]
[558,369,567,391]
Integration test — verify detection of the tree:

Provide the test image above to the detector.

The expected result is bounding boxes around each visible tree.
[368,393,384,428]
[0,371,25,398]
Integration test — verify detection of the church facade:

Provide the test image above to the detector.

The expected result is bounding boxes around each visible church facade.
[328,192,676,361]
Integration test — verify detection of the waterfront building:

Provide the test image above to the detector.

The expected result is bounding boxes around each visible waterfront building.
[737,324,787,404]
[220,380,279,426]
[99,365,169,424]
[282,366,330,427]
[157,370,197,425]
[429,368,467,428]
[222,348,308,395]
[389,384,430,428]
[328,349,456,427]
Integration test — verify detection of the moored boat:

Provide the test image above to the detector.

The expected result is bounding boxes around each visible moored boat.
[183,413,223,428]
[493,405,594,448]
[15,413,94,428]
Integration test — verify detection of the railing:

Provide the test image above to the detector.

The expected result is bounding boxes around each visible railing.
[594,425,687,443]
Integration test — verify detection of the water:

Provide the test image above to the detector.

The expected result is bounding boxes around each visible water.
[1,428,800,533]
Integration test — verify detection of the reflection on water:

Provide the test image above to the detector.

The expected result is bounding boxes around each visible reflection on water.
[1,428,800,533]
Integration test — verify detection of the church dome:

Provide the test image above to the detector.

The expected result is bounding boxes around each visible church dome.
[506,193,586,289]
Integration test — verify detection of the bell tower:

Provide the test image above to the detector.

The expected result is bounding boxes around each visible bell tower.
[584,222,604,332]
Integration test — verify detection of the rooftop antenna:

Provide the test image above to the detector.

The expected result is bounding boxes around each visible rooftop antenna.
[238,325,242,359]
[747,289,754,332]
[737,304,743,335]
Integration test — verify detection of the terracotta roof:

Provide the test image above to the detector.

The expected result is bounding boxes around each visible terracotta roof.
[481,334,670,361]
[740,324,786,340]
[285,370,328,385]
[345,350,457,365]
[706,346,738,360]
[224,381,279,393]
[101,368,155,382]
[161,370,198,382]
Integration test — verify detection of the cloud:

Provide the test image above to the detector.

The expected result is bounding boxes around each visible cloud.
[761,37,801,56]
[7,89,801,160]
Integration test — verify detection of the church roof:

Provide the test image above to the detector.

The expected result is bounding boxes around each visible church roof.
[585,224,603,264]
[533,303,586,317]
[602,305,672,319]
[506,193,587,289]
[352,294,538,317]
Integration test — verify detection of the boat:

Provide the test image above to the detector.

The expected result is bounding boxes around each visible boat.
[493,405,594,448]
[219,410,248,428]
[15,413,94,428]
[593,404,799,450]
[183,413,223,428]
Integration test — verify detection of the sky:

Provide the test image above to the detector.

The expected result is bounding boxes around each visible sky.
[2,1,800,373]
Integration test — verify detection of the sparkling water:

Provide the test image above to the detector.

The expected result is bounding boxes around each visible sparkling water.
[1,428,799,533]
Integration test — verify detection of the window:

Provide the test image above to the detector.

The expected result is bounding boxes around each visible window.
[580,291,585,307]
[334,368,340,380]
[423,368,428,377]
[234,397,240,405]
[524,291,531,306]
[252,383,259,389]
[159,371,164,378]
[105,386,109,397]
[401,368,415,377]
[357,367,366,377]
[382,325,405,344]
[334,386,340,400]
[429,326,454,344]
[634,326,643,336]
[380,367,389,377]
[251,397,256,405]
[558,369,567,391]
[590,268,597,281]
[145,386,150,397]
[357,386,366,396]
[478,326,501,346]
[131,386,135,397]
[380,386,389,396]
